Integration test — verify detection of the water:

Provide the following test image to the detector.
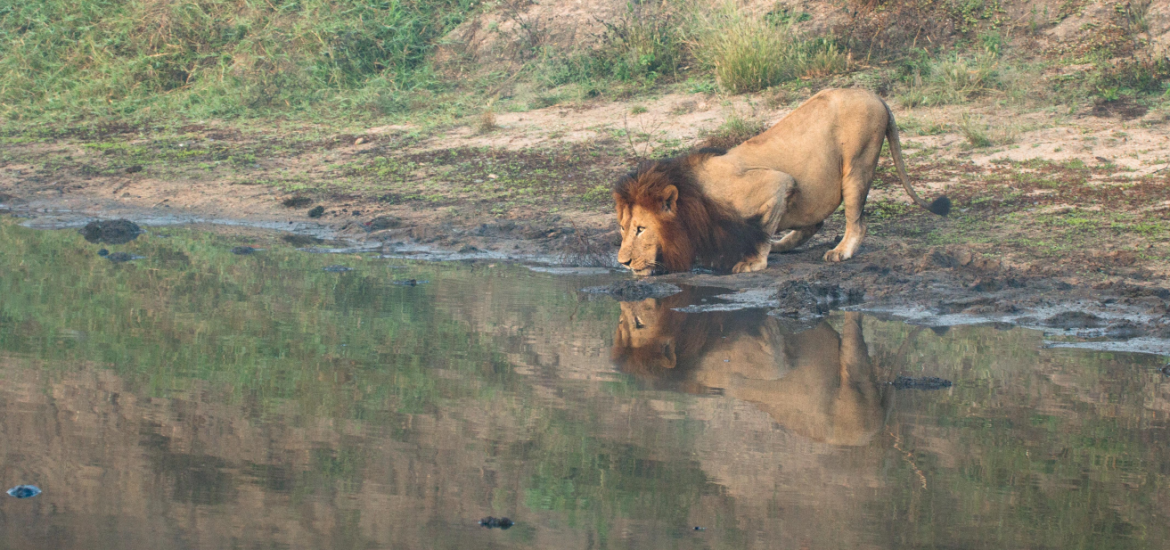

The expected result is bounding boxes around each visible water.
[1,219,1169,549]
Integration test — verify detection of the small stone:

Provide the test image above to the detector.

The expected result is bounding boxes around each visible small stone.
[354,137,366,146]
[308,206,325,218]
[98,249,109,256]
[125,165,143,174]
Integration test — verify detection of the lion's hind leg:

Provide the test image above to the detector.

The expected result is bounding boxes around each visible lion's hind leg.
[824,152,876,262]
[771,222,824,253]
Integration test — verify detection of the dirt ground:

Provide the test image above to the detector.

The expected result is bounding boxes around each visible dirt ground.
[2,91,1169,354]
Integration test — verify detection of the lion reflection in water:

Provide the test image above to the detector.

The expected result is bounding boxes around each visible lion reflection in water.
[612,292,888,446]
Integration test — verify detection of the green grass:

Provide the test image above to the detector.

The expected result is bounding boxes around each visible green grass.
[0,0,480,123]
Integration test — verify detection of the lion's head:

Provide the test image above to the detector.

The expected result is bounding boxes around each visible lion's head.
[613,150,769,277]
[612,297,684,373]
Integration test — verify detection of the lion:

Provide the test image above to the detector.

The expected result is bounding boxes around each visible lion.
[612,292,887,446]
[614,87,950,276]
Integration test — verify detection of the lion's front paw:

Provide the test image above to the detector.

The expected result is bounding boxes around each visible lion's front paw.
[732,257,766,273]
[823,248,852,263]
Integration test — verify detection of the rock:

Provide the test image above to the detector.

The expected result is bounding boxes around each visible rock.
[479,517,513,530]
[282,196,312,208]
[81,219,142,244]
[231,246,257,255]
[891,376,952,390]
[97,249,109,256]
[125,165,143,174]
[6,485,40,499]
[1042,311,1104,329]
[581,280,681,301]
[308,206,325,218]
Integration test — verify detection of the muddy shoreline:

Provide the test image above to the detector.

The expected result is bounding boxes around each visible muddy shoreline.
[4,192,1168,356]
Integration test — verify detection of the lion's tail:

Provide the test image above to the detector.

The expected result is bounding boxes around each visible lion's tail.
[884,101,950,216]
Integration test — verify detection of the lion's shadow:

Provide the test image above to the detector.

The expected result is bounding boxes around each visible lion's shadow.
[611,289,890,446]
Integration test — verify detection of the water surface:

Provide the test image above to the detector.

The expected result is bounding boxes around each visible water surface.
[1,220,1169,549]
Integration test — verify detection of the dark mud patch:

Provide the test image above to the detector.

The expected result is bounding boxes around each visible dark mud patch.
[772,281,864,318]
[1043,311,1105,329]
[582,280,681,301]
[81,219,142,244]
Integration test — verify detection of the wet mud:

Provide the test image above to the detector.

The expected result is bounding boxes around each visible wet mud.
[662,242,1170,356]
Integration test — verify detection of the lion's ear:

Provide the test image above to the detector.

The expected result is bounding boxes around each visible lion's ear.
[661,185,678,213]
[614,194,631,223]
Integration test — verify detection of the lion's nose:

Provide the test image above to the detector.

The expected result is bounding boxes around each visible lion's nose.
[620,259,632,266]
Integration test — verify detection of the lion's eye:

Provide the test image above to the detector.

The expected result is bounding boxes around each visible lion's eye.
[635,226,645,236]
[634,316,645,329]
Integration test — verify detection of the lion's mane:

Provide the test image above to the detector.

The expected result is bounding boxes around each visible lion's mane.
[612,149,770,273]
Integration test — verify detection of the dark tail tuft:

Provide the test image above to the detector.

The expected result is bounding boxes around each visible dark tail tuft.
[928,196,952,216]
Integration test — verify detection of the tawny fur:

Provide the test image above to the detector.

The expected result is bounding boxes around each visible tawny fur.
[613,88,949,276]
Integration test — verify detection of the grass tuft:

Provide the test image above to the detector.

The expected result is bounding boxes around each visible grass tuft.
[693,6,846,94]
